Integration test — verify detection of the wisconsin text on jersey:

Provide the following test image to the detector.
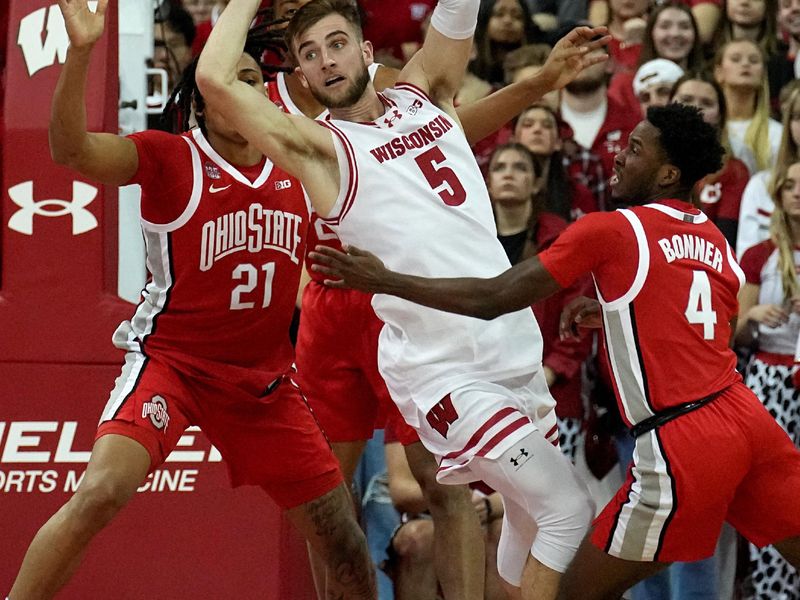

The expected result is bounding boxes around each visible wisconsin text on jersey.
[199,204,304,271]
[368,114,455,163]
[658,233,724,273]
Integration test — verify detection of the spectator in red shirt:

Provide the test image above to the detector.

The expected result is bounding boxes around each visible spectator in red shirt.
[609,2,705,114]
[487,143,593,461]
[514,104,599,219]
[360,0,435,66]
[559,45,640,208]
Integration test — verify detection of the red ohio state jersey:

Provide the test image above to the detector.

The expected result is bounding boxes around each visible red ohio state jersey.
[539,200,745,427]
[114,128,309,385]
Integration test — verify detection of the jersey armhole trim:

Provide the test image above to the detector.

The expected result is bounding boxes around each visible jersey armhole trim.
[317,121,359,225]
[601,209,650,310]
[394,81,433,104]
[726,241,746,292]
[140,137,202,233]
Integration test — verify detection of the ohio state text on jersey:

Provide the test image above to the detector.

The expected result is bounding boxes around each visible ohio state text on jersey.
[114,128,309,384]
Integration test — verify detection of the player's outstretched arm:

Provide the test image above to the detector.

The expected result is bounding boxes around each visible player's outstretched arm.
[50,0,138,186]
[310,245,562,320]
[398,0,480,108]
[457,27,610,145]
[196,0,338,207]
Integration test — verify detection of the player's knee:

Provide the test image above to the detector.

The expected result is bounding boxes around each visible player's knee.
[535,489,594,569]
[393,519,434,563]
[69,476,136,527]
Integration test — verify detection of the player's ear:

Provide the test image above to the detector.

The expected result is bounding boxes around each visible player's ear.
[660,164,681,187]
[362,39,374,66]
[295,66,309,89]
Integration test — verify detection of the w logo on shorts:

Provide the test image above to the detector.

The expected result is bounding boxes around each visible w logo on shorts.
[142,395,170,431]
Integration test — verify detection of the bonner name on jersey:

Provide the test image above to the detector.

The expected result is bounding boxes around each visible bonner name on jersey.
[199,203,304,271]
[369,115,455,163]
[657,234,723,273]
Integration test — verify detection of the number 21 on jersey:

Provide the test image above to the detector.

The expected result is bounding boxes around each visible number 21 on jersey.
[685,270,717,339]
[230,262,275,310]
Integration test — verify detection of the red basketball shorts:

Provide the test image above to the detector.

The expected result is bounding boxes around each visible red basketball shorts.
[592,381,800,562]
[295,283,395,442]
[97,352,342,509]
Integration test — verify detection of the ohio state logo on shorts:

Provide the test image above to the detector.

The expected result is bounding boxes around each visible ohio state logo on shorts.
[142,395,170,431]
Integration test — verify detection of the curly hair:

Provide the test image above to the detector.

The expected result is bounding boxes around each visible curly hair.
[647,103,724,188]
[161,37,268,135]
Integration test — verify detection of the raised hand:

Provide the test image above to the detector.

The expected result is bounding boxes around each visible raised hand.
[538,26,611,91]
[309,245,391,292]
[58,0,109,50]
[559,295,602,340]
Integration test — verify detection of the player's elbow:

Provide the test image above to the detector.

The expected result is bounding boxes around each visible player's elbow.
[472,294,506,321]
[48,129,84,170]
[195,62,231,101]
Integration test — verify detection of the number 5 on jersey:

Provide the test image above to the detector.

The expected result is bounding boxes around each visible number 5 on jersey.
[685,270,717,339]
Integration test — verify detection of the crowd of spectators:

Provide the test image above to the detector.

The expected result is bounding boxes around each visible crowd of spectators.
[149,0,799,597]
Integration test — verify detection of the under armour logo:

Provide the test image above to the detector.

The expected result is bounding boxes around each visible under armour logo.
[384,108,403,128]
[509,447,530,469]
[8,181,98,235]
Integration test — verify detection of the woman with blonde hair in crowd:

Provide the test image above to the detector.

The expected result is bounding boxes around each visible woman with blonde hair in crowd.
[737,84,800,256]
[735,159,800,600]
[714,38,783,175]
[671,70,750,247]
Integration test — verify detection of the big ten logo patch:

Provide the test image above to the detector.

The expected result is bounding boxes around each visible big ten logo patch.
[142,395,170,431]
[17,2,99,77]
[7,181,98,235]
[407,99,423,116]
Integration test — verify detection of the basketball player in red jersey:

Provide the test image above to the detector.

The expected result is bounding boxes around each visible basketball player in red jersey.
[9,1,375,598]
[263,3,609,598]
[311,103,800,600]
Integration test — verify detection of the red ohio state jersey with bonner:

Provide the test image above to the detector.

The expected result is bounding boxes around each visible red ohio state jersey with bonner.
[539,200,745,427]
[114,128,309,384]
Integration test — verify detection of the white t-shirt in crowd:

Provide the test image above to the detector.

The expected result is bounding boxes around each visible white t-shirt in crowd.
[560,97,607,150]
[726,118,783,175]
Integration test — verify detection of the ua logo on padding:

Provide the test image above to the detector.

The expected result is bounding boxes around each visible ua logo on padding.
[8,181,99,235]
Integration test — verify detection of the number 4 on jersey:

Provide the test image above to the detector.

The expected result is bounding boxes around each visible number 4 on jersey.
[685,270,717,339]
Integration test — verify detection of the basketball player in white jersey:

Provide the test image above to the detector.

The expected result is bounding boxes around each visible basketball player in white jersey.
[265,4,616,597]
[196,2,607,597]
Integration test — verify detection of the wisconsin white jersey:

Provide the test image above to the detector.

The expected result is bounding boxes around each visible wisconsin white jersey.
[320,84,544,425]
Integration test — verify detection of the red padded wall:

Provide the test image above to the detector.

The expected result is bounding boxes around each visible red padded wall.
[0,3,314,597]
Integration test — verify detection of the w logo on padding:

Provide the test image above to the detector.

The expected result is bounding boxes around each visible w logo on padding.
[8,181,99,235]
[17,3,99,77]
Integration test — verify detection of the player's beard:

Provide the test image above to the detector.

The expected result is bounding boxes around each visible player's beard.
[309,63,371,109]
[565,72,607,96]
